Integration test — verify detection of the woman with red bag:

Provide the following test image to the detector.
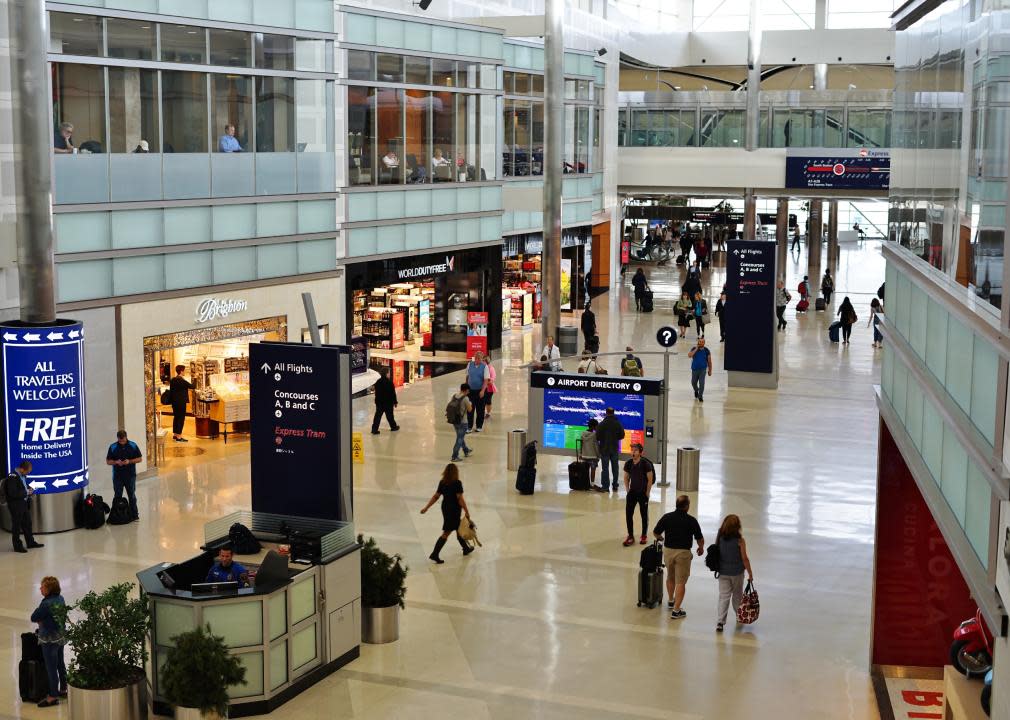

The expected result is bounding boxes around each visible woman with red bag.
[714,514,754,632]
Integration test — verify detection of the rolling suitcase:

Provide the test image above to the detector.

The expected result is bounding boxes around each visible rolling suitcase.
[641,290,654,313]
[585,334,600,354]
[637,542,665,608]
[815,297,826,312]
[19,633,46,702]
[828,321,841,343]
[568,439,591,491]
[796,299,809,312]
[675,254,686,266]
[516,466,535,495]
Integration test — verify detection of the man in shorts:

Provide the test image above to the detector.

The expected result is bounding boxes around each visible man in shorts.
[653,494,705,619]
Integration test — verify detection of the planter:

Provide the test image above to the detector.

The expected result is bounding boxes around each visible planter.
[175,708,225,720]
[362,604,400,644]
[68,676,147,720]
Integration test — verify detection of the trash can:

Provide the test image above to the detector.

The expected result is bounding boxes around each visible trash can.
[676,446,700,492]
[557,325,579,358]
[508,429,528,471]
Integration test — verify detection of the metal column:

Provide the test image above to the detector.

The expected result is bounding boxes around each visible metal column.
[743,189,757,240]
[807,200,823,282]
[827,200,839,273]
[776,198,789,282]
[541,0,563,348]
[742,0,762,241]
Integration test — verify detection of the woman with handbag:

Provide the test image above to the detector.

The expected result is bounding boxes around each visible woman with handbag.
[713,514,753,632]
[692,292,708,339]
[420,463,474,564]
[675,292,693,338]
[837,296,858,345]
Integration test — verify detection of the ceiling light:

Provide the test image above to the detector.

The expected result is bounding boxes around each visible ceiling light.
[72,17,84,22]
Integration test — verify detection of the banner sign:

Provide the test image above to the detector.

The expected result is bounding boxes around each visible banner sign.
[0,322,88,494]
[530,371,662,395]
[785,148,890,190]
[725,241,776,374]
[250,342,346,520]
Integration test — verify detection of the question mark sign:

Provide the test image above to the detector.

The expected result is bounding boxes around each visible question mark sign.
[657,326,677,348]
[662,330,672,343]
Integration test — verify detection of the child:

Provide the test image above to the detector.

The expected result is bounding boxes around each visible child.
[581,419,603,491]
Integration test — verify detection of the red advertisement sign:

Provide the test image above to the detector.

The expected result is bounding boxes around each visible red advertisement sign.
[621,240,630,264]
[390,312,404,349]
[466,311,488,357]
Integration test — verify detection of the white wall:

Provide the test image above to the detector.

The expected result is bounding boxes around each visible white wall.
[73,306,120,496]
[618,147,787,192]
[119,276,344,473]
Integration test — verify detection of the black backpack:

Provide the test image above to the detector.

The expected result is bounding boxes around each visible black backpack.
[229,523,262,555]
[704,543,721,576]
[639,542,663,573]
[445,396,465,425]
[107,497,133,525]
[77,493,109,529]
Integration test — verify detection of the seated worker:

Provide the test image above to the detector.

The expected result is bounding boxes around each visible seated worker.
[205,545,249,587]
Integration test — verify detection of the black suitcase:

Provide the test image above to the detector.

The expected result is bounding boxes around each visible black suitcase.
[702,259,710,269]
[637,567,664,608]
[828,321,841,343]
[19,659,47,702]
[21,632,42,663]
[585,334,600,354]
[568,439,591,491]
[675,254,686,266]
[641,290,654,313]
[516,466,535,495]
[815,297,826,312]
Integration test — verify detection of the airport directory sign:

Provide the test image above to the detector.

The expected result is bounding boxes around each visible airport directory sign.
[785,148,890,190]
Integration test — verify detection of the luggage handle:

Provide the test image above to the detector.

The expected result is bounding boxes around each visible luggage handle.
[575,437,582,462]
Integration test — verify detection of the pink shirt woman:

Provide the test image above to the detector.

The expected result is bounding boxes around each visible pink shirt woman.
[483,357,497,417]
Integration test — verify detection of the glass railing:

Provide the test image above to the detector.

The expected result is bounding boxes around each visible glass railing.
[618,90,893,149]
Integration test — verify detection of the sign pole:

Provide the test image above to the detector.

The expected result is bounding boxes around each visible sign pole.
[659,347,671,487]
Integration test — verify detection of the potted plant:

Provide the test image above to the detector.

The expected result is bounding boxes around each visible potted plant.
[55,582,149,720]
[358,534,407,644]
[160,625,246,720]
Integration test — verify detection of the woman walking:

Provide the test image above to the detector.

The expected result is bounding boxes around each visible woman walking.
[675,292,693,338]
[692,292,707,338]
[714,515,753,632]
[31,576,67,707]
[631,268,648,311]
[837,296,858,345]
[868,298,884,348]
[483,353,497,419]
[420,463,474,564]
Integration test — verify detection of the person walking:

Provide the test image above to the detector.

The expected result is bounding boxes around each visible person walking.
[675,292,693,338]
[621,346,644,377]
[370,367,399,434]
[837,296,858,345]
[169,364,194,442]
[622,443,655,546]
[682,265,702,301]
[653,495,705,619]
[776,281,791,331]
[581,304,598,351]
[713,514,754,632]
[692,291,707,338]
[578,350,602,375]
[106,430,143,522]
[581,419,604,491]
[595,407,625,492]
[868,298,884,348]
[715,291,727,342]
[465,351,489,432]
[790,224,801,252]
[483,354,497,419]
[631,268,648,311]
[420,463,474,564]
[447,384,474,461]
[799,275,810,303]
[540,335,562,371]
[31,576,67,707]
[3,460,43,553]
[821,269,834,304]
[688,338,713,402]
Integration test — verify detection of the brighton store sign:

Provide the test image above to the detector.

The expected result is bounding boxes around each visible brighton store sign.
[195,297,249,324]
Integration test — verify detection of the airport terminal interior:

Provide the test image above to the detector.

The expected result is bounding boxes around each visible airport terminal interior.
[0,1,1009,720]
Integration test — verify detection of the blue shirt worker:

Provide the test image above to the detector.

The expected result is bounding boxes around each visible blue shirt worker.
[218,123,242,152]
[206,546,249,587]
[688,338,712,403]
[106,430,143,521]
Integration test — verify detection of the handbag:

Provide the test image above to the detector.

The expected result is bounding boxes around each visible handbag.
[457,516,482,549]
[736,580,760,624]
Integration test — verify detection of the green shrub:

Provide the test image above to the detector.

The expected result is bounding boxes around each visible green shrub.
[161,625,246,716]
[358,535,407,609]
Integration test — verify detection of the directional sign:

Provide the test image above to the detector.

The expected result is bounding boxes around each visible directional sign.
[0,321,88,494]
[725,241,776,374]
[785,148,890,190]
[656,326,677,348]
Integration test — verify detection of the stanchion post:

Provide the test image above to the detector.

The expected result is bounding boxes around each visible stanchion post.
[659,347,671,487]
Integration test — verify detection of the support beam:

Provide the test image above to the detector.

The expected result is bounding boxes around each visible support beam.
[807,200,823,283]
[541,0,563,347]
[745,0,762,152]
[776,198,789,283]
[743,189,757,241]
[827,200,839,274]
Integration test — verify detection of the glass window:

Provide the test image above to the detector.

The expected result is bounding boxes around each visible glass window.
[294,39,327,72]
[532,74,544,97]
[108,67,158,153]
[701,110,744,147]
[563,105,575,171]
[405,90,430,182]
[631,109,649,147]
[532,102,544,175]
[432,91,455,182]
[255,33,294,71]
[405,57,430,85]
[825,108,843,147]
[514,73,531,95]
[564,80,576,100]
[106,18,155,61]
[502,99,515,176]
[50,13,103,57]
[160,24,207,64]
[576,106,590,172]
[377,89,404,184]
[348,86,375,186]
[513,101,532,176]
[577,80,591,100]
[457,62,479,89]
[377,54,404,83]
[212,75,252,152]
[52,63,106,153]
[209,29,250,67]
[347,51,374,82]
[592,107,601,170]
[256,77,295,152]
[455,94,482,181]
[296,79,332,152]
[162,71,208,153]
[432,58,455,87]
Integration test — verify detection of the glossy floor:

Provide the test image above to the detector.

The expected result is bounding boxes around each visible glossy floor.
[1,240,885,719]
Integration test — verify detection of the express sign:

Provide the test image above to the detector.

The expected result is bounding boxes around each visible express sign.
[0,322,88,494]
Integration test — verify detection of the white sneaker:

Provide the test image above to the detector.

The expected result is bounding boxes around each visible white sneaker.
[475,428,483,433]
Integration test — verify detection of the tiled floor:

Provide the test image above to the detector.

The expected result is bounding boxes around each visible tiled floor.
[2,239,885,719]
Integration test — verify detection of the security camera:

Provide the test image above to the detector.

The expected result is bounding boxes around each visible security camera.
[414,0,432,9]
[597,47,607,56]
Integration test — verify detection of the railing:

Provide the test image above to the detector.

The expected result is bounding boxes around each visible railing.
[618,90,893,149]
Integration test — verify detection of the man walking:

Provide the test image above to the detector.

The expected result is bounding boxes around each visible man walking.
[540,335,562,371]
[370,367,399,434]
[621,346,644,377]
[653,495,704,619]
[595,407,625,492]
[581,304,597,351]
[776,280,791,331]
[465,351,490,432]
[688,338,712,402]
[3,461,43,552]
[790,224,801,252]
[622,443,655,546]
[106,430,143,522]
[448,383,474,461]
[821,269,834,304]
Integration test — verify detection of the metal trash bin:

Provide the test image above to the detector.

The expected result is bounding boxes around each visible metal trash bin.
[676,446,700,492]
[557,325,579,358]
[508,429,528,471]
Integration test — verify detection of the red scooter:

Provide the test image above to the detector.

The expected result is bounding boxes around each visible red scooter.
[950,609,993,678]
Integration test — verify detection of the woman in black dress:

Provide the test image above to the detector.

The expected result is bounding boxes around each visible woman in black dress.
[837,296,858,345]
[420,463,473,564]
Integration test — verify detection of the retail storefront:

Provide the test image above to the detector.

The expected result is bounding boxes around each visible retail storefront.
[118,277,344,469]
[502,228,591,323]
[344,245,502,355]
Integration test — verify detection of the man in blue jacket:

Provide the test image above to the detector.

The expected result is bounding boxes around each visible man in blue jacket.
[107,430,143,521]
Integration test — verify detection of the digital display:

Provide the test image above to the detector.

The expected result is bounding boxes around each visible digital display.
[785,150,890,190]
[543,388,644,453]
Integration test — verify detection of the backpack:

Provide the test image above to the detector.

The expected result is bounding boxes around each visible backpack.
[160,389,172,405]
[704,543,721,576]
[107,497,133,525]
[445,396,465,425]
[0,473,11,506]
[229,522,262,555]
[76,493,108,529]
[622,357,642,377]
[797,281,806,295]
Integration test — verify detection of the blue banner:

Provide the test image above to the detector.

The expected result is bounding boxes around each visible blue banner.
[1,322,88,494]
